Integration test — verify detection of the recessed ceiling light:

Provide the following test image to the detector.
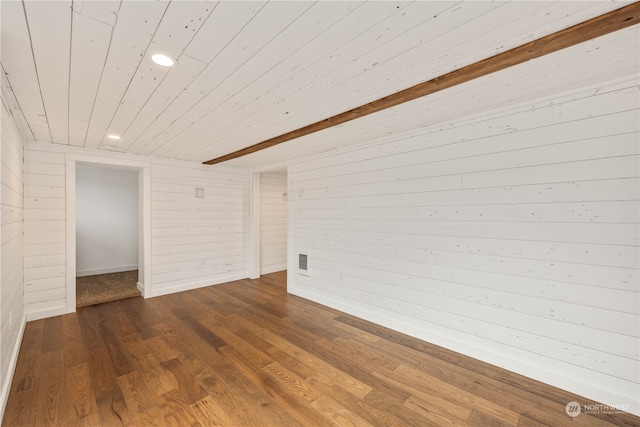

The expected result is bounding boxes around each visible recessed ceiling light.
[152,53,174,67]
[107,134,121,140]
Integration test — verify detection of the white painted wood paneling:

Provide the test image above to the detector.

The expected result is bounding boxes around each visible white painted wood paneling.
[24,145,66,319]
[0,1,50,141]
[150,162,248,294]
[138,0,313,158]
[71,1,120,26]
[260,171,287,274]
[0,98,25,418]
[122,1,265,155]
[68,11,113,147]
[258,1,615,135]
[23,141,249,319]
[3,1,633,163]
[288,77,640,416]
[22,1,71,144]
[227,25,639,169]
[82,0,170,149]
[103,1,214,148]
[153,0,370,159]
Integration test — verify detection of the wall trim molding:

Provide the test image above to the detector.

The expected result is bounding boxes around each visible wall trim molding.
[249,173,261,279]
[66,153,152,314]
[76,265,139,277]
[287,283,636,416]
[150,273,247,298]
[0,314,26,422]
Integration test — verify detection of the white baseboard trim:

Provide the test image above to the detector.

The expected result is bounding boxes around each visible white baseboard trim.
[136,282,144,296]
[288,284,640,417]
[26,305,67,321]
[0,313,26,422]
[260,266,287,275]
[76,265,138,277]
[150,273,247,298]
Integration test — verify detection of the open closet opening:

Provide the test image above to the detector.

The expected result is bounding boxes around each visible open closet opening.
[74,162,141,308]
[250,168,289,281]
[65,156,150,313]
[259,168,288,276]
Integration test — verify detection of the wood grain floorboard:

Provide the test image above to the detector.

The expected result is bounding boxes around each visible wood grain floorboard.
[34,349,65,426]
[3,271,639,426]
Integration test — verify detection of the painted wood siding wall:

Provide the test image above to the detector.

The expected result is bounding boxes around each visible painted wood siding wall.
[288,76,640,415]
[0,99,25,413]
[23,142,249,319]
[260,171,287,274]
[151,163,247,296]
[24,146,66,320]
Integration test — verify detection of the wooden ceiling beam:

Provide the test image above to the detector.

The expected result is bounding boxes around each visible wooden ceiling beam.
[203,2,640,165]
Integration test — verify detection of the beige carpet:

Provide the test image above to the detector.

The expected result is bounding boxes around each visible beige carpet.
[76,270,141,308]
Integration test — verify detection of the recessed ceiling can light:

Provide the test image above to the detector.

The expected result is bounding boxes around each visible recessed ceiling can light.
[107,134,121,140]
[152,53,174,67]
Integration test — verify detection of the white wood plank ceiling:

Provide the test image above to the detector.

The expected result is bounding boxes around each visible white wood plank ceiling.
[1,1,637,168]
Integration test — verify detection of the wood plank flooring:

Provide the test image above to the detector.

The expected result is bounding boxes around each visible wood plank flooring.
[3,271,639,426]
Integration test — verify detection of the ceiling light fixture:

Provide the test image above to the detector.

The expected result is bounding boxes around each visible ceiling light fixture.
[151,53,174,67]
[107,134,121,140]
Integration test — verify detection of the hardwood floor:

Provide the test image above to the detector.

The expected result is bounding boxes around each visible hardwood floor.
[3,271,638,426]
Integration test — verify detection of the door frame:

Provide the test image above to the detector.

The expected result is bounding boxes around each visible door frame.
[248,167,289,279]
[65,154,151,313]
[248,172,261,279]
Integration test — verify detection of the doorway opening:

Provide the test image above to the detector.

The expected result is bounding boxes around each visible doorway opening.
[250,168,288,279]
[65,155,151,313]
[75,163,140,307]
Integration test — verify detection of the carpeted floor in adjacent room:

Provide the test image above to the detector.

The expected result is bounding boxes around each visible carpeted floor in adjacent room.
[76,270,141,308]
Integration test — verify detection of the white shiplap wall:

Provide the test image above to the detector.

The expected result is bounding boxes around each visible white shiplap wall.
[151,163,247,296]
[24,142,249,319]
[260,171,287,274]
[0,97,25,417]
[288,76,640,415]
[24,146,66,319]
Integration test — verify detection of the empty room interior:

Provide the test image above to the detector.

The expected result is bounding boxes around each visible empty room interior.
[0,1,639,426]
